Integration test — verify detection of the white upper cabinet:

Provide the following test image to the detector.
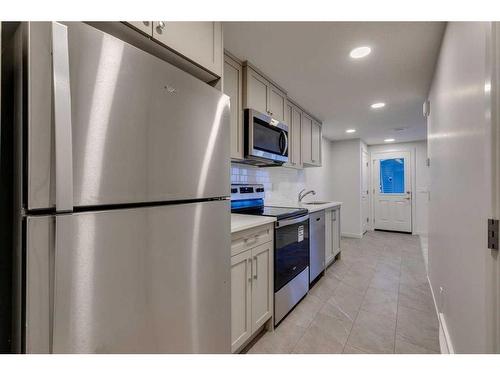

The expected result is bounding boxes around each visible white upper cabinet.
[311,119,322,166]
[243,64,287,122]
[268,85,286,122]
[245,67,269,115]
[223,53,244,160]
[284,100,303,169]
[301,112,313,165]
[302,112,322,167]
[151,22,223,77]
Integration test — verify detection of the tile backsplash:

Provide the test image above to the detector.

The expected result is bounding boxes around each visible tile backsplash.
[231,163,306,204]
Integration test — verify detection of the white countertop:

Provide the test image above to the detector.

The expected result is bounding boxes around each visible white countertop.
[298,201,342,213]
[266,200,343,213]
[231,214,276,234]
[231,201,341,233]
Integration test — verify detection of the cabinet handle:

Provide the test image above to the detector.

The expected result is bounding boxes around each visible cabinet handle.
[253,256,258,279]
[244,235,259,245]
[156,21,166,33]
[248,258,253,282]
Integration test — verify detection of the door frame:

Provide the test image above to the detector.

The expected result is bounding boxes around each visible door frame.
[361,149,370,234]
[370,148,416,234]
[492,21,500,353]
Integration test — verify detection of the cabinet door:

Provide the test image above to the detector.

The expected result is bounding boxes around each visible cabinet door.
[268,84,286,122]
[224,55,244,160]
[284,103,303,169]
[325,209,334,266]
[332,208,341,257]
[292,106,303,168]
[244,67,269,115]
[251,242,273,330]
[311,120,322,166]
[152,22,223,77]
[284,102,294,168]
[126,21,153,36]
[301,113,313,165]
[231,250,252,353]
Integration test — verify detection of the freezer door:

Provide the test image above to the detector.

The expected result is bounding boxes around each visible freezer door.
[25,200,230,353]
[24,22,230,210]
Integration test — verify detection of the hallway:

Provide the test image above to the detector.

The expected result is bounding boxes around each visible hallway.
[246,231,439,354]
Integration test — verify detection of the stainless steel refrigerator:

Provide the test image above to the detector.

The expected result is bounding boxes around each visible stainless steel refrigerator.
[9,22,230,353]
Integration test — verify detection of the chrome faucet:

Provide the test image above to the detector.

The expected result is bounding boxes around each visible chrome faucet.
[298,189,316,202]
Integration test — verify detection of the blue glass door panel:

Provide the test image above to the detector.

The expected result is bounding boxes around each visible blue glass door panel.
[379,158,405,194]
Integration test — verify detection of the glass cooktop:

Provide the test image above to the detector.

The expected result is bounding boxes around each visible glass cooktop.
[232,205,308,221]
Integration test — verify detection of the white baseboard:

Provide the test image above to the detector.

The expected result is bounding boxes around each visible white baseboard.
[341,232,363,239]
[428,275,455,354]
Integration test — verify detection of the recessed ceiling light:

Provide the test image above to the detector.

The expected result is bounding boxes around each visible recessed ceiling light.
[371,102,386,109]
[350,46,371,59]
[345,129,356,133]
[384,138,395,143]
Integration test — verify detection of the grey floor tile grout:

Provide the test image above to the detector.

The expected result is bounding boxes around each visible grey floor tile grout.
[341,263,375,353]
[247,232,436,354]
[290,263,348,353]
[393,244,404,354]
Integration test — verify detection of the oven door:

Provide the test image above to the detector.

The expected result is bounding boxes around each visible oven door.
[246,109,288,163]
[274,215,310,292]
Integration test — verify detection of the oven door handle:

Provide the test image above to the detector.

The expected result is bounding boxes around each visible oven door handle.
[276,215,309,228]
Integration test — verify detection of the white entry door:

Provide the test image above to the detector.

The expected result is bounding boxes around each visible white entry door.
[373,151,412,232]
[361,150,370,233]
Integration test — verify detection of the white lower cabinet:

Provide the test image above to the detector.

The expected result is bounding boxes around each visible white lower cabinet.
[231,224,274,353]
[231,250,252,352]
[325,207,341,267]
[250,243,273,328]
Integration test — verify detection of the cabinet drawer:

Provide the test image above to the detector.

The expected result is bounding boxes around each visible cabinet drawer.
[231,224,273,257]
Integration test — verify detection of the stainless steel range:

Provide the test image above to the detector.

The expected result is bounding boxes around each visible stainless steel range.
[231,184,309,326]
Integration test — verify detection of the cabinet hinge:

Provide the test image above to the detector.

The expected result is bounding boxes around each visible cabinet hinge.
[488,219,499,250]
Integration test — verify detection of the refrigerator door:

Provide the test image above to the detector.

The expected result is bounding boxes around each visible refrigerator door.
[25,200,230,353]
[24,22,230,210]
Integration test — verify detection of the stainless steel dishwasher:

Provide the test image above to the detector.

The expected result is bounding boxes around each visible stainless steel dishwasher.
[309,210,325,284]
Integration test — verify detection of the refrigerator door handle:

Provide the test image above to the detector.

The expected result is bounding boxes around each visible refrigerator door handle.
[51,22,74,213]
[52,215,72,353]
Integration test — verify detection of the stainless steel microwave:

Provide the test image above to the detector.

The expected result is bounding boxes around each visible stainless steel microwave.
[244,108,289,166]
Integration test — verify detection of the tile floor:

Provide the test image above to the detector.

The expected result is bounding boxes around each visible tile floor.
[246,230,440,354]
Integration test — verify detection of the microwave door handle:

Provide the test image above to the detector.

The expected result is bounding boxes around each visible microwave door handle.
[282,131,288,156]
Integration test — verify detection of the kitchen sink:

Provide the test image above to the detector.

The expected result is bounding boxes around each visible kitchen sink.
[303,201,331,205]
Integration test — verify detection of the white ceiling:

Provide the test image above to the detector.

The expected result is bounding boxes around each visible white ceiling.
[223,22,445,145]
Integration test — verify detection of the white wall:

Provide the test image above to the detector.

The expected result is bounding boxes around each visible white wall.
[330,139,363,238]
[231,137,335,204]
[427,22,497,353]
[369,141,429,236]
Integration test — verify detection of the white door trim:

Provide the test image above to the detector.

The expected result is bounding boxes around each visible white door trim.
[361,149,370,234]
[370,147,416,234]
[492,21,500,353]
